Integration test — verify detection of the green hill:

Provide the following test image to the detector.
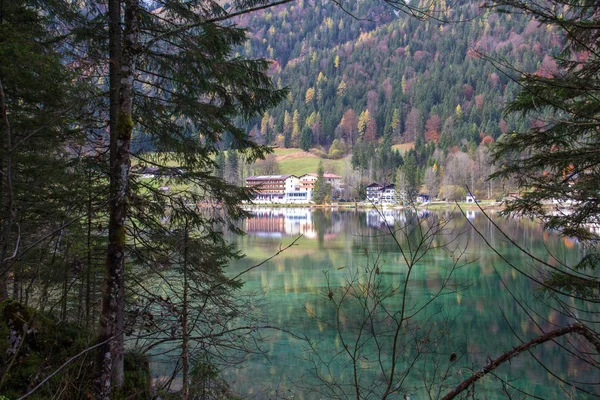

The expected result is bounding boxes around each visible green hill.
[270,148,349,176]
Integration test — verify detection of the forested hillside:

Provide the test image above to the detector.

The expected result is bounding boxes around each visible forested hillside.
[229,0,561,199]
[1,0,597,397]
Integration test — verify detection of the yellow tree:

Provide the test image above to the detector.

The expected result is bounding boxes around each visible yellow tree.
[358,109,370,137]
[305,87,315,103]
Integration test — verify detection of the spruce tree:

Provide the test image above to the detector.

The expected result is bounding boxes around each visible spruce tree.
[93,0,288,394]
[481,1,600,392]
[491,0,600,243]
[313,161,331,204]
[0,0,91,301]
[489,0,600,299]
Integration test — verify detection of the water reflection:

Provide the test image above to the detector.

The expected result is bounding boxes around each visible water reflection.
[187,209,598,399]
[245,207,344,241]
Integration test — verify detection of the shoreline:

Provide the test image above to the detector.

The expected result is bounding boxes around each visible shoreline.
[240,200,506,211]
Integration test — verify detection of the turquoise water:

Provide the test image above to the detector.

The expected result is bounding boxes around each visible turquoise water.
[218,208,598,399]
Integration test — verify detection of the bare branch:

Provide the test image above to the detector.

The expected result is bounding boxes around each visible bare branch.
[441,323,600,400]
[18,334,119,400]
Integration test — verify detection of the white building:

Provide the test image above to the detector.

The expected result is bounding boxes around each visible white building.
[365,183,396,204]
[245,172,343,204]
[366,183,384,202]
[285,175,312,203]
[246,174,312,203]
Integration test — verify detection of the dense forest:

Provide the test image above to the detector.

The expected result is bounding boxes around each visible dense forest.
[1,0,598,398]
[227,0,562,199]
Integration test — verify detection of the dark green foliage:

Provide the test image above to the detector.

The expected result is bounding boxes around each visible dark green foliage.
[0,300,85,398]
[300,126,312,151]
[215,152,226,179]
[312,161,331,204]
[396,151,419,201]
[128,2,289,234]
[118,352,152,400]
[0,300,152,399]
[490,0,600,242]
[404,152,419,199]
[226,150,240,185]
[2,0,289,393]
[486,3,600,386]
[545,254,600,300]
[107,1,291,393]
[0,0,102,304]
[0,300,90,398]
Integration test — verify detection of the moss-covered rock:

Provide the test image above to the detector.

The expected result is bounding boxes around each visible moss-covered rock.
[0,299,79,399]
[0,300,152,399]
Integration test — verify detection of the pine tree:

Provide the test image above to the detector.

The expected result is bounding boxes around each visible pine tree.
[480,1,600,392]
[300,126,312,151]
[312,161,331,204]
[215,152,226,179]
[0,0,91,301]
[92,0,288,394]
[491,0,600,244]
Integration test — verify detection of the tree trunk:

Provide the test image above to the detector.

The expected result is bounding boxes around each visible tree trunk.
[182,217,190,400]
[86,168,93,330]
[0,78,14,301]
[61,259,69,321]
[95,0,140,394]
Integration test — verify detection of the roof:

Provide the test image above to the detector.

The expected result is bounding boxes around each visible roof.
[306,173,342,179]
[246,175,296,181]
[299,174,317,180]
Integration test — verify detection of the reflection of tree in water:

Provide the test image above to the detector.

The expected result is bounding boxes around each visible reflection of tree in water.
[225,210,596,398]
[312,209,330,246]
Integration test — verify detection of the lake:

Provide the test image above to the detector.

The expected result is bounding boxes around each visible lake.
[157,207,599,399]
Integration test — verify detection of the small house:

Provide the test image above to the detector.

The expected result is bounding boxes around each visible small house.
[416,194,430,203]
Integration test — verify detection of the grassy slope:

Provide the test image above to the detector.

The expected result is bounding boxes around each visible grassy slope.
[139,145,400,177]
[271,143,414,176]
[273,148,349,175]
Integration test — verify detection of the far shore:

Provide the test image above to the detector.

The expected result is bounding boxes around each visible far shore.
[240,200,506,211]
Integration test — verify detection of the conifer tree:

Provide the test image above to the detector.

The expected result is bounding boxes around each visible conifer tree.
[490,0,600,245]
[312,161,331,204]
[92,0,289,394]
[0,0,90,301]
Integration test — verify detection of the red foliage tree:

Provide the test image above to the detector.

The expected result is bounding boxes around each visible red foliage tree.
[475,93,485,109]
[481,135,495,145]
[499,119,508,134]
[424,114,442,143]
[463,84,474,101]
[365,117,378,142]
[340,109,358,145]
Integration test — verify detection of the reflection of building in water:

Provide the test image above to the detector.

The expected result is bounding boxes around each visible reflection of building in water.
[365,209,405,228]
[244,208,343,239]
[364,209,435,228]
[282,208,315,238]
[244,208,286,238]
